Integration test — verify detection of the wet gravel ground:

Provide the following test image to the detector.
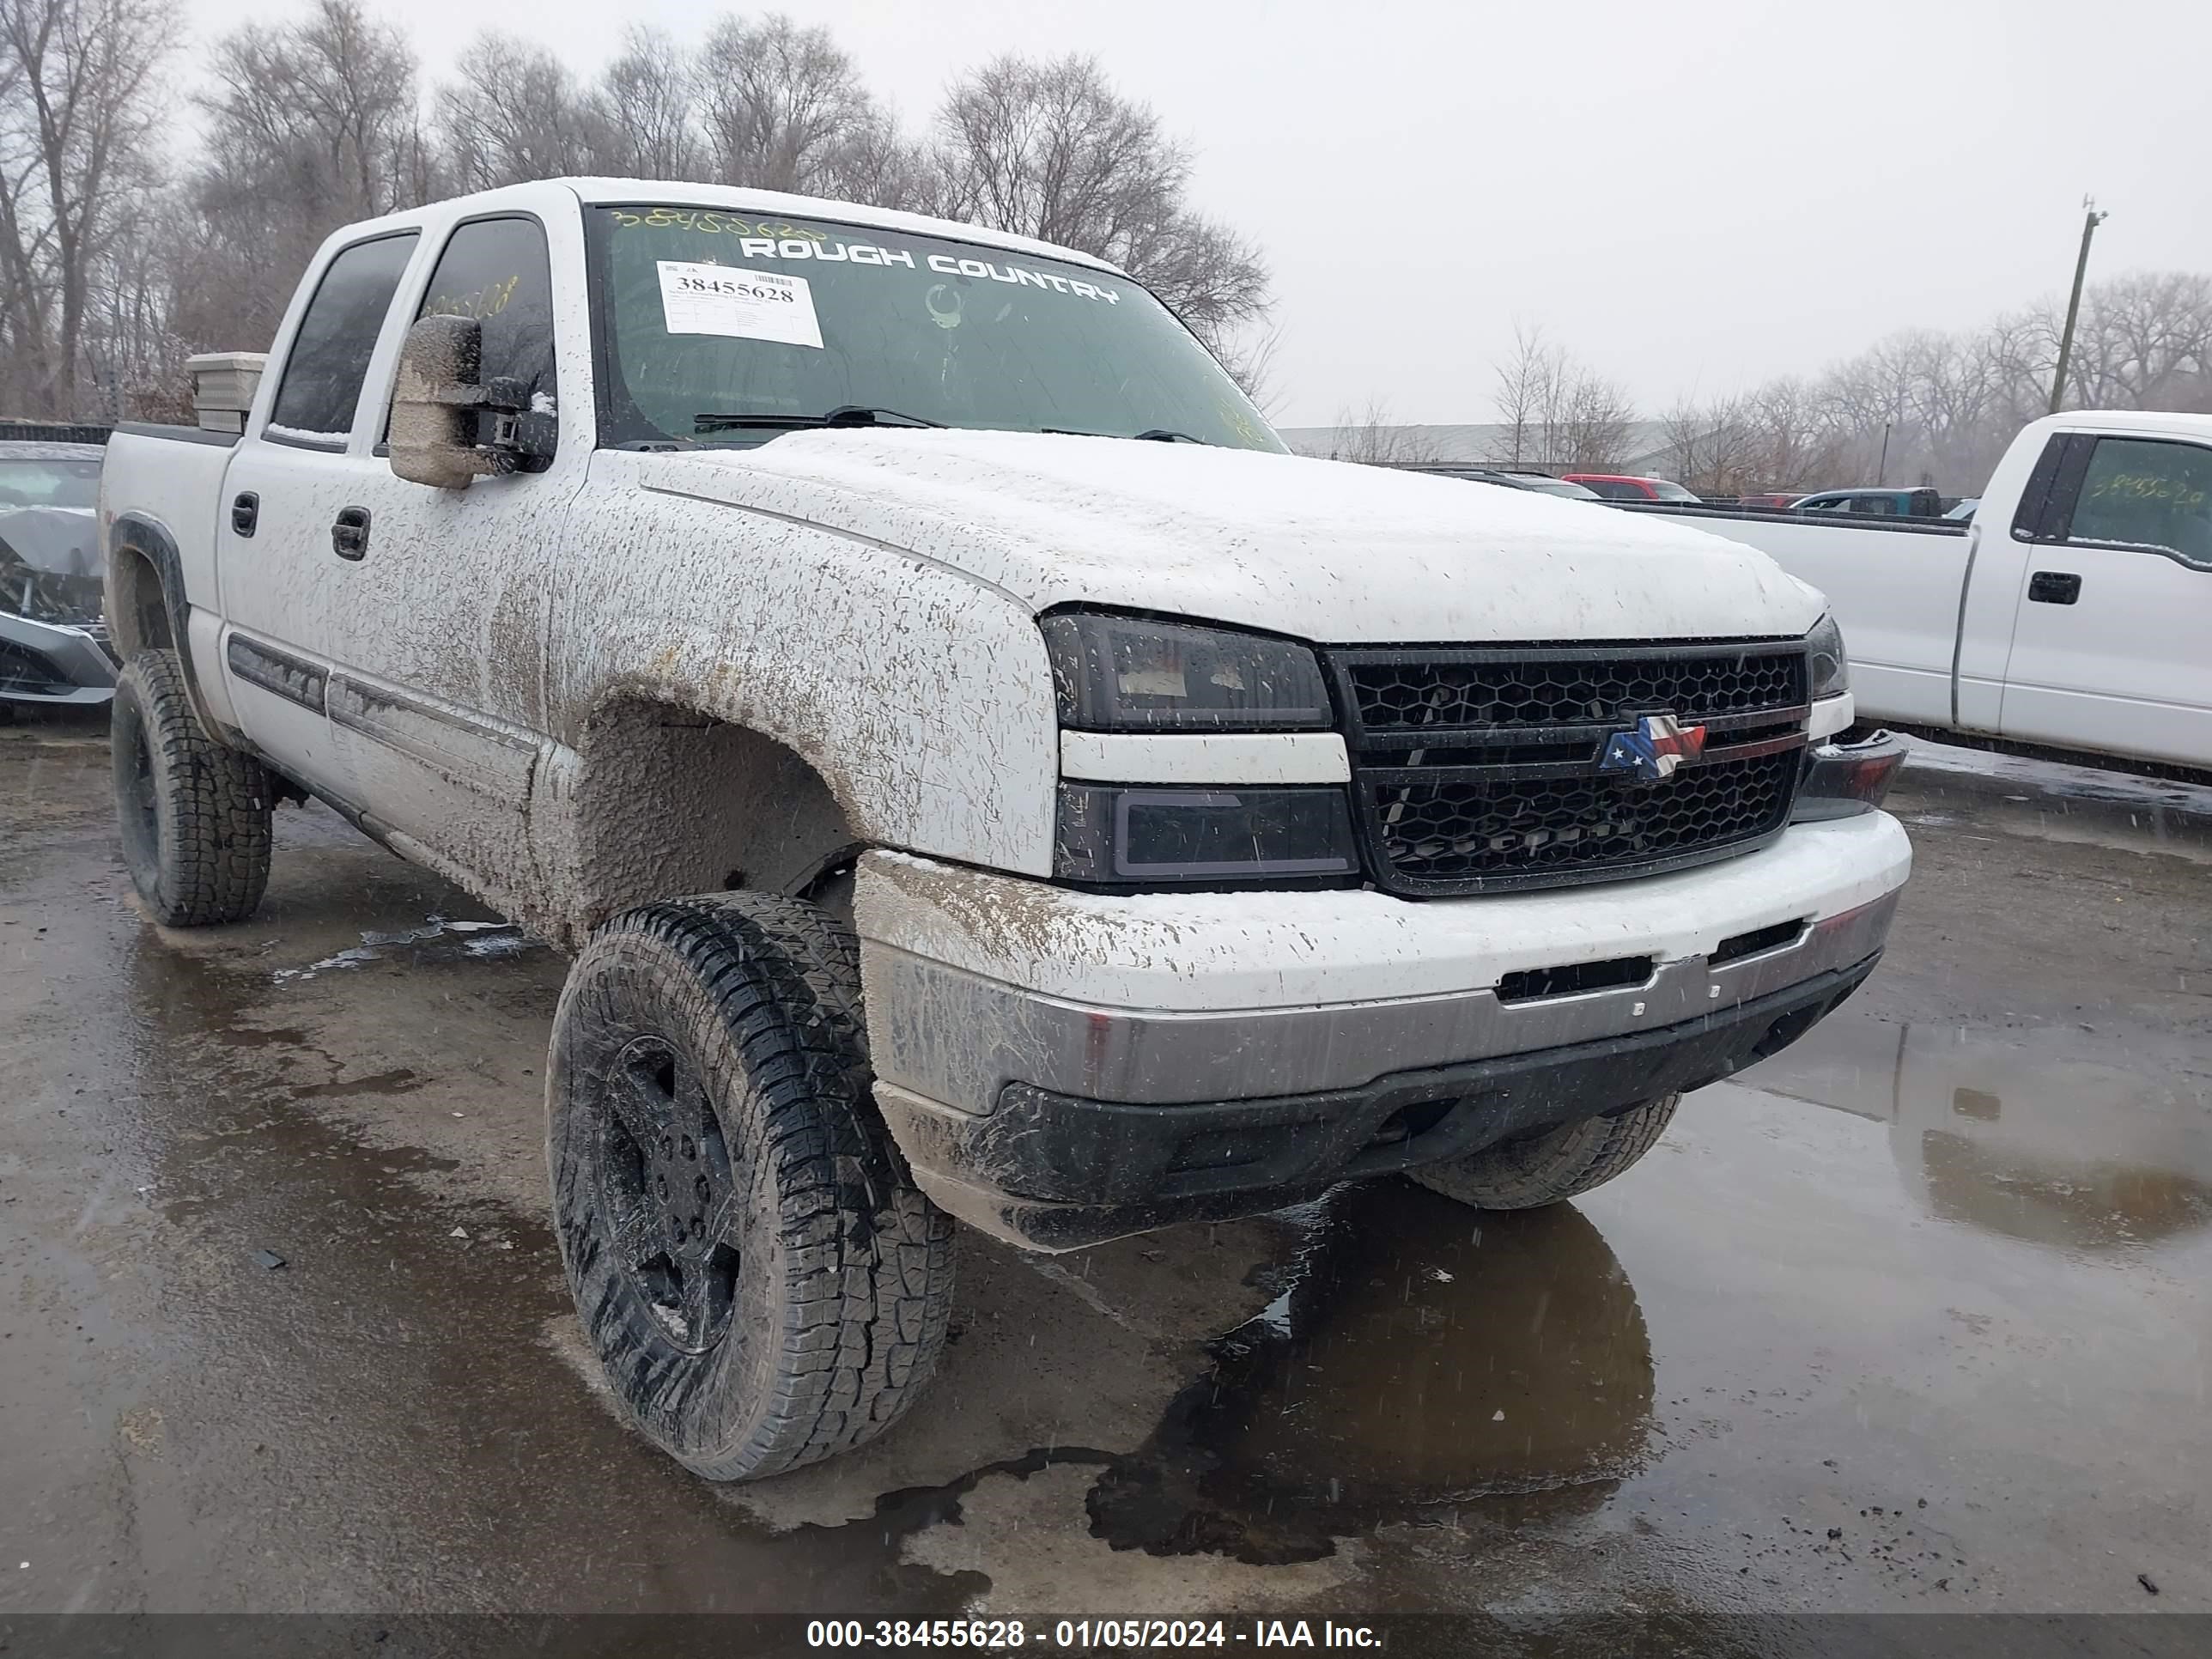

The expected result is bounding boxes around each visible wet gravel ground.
[1,708,2206,1650]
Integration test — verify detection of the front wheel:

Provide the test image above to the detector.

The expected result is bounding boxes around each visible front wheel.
[111,648,273,926]
[1408,1095,1680,1210]
[548,892,954,1481]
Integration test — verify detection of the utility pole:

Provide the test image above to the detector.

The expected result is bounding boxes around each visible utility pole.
[2048,198,2108,416]
[1875,422,1892,485]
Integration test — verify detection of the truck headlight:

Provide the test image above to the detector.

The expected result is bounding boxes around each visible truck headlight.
[1054,784,1359,885]
[1807,613,1850,701]
[1042,611,1332,732]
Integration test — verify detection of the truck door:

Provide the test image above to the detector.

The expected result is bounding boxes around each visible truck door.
[217,231,422,803]
[1999,431,2212,769]
[316,211,585,905]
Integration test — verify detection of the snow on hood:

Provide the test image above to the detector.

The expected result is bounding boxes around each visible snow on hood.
[634,430,1824,644]
[0,504,99,580]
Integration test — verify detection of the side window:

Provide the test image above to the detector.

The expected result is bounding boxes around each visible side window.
[1850,495,1898,515]
[414,216,558,461]
[2055,438,2212,566]
[267,234,420,447]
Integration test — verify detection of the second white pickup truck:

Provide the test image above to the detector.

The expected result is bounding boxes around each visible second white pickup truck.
[1621,412,2212,778]
[99,178,1910,1482]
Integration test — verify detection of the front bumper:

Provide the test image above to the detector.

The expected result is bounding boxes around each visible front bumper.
[856,811,1910,1249]
[0,610,117,707]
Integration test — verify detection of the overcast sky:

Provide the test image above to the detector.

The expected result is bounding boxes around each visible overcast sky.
[180,0,2212,427]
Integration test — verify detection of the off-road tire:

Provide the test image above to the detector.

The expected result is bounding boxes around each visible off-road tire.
[548,892,954,1482]
[1408,1095,1680,1210]
[112,648,273,926]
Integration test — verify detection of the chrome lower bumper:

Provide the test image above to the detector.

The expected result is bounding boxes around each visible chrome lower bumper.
[866,889,1899,1119]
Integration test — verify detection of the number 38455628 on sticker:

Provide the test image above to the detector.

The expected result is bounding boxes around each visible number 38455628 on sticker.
[656,258,823,348]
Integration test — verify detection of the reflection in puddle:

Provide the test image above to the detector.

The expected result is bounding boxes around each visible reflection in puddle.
[270,915,532,981]
[1743,1016,2212,1255]
[1087,1182,1653,1562]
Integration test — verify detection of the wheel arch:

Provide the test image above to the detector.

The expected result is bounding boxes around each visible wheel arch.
[106,514,229,744]
[543,693,866,946]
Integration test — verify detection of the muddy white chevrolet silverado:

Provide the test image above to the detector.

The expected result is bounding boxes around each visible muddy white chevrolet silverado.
[98,179,1911,1480]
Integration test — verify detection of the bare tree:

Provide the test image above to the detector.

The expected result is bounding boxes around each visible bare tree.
[0,0,180,416]
[1320,398,1440,465]
[1553,369,1637,471]
[592,27,702,181]
[182,0,437,355]
[1213,320,1285,415]
[696,14,893,200]
[930,54,1270,356]
[1490,322,1561,467]
[436,33,603,191]
[1663,398,1760,500]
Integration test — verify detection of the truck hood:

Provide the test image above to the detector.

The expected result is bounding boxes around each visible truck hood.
[634,430,1824,643]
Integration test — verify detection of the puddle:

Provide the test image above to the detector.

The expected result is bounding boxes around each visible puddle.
[1085,1182,1654,1562]
[1741,1014,2212,1256]
[271,914,535,981]
[1898,738,2212,863]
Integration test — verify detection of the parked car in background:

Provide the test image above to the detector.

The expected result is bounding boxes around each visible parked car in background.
[1595,410,2212,776]
[1562,473,1702,503]
[1,434,118,711]
[1735,492,1803,510]
[1392,464,1601,500]
[98,175,1910,1485]
[1792,486,1944,518]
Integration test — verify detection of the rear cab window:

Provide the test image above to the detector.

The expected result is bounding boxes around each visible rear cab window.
[264,234,421,449]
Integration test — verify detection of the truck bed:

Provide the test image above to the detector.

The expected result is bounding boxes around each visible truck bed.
[1604,501,1970,730]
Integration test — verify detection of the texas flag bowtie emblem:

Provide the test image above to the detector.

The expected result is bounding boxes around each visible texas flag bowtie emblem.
[1600,713,1708,781]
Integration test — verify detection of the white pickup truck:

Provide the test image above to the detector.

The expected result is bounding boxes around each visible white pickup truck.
[1617,412,2212,778]
[99,178,1910,1481]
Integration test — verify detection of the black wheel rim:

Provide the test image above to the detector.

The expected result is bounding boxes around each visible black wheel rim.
[595,1036,744,1354]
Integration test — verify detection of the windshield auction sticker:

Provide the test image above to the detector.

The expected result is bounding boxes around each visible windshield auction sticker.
[656,260,823,349]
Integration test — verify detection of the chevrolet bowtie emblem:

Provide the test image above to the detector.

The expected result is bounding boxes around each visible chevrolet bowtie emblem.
[1600,714,1707,781]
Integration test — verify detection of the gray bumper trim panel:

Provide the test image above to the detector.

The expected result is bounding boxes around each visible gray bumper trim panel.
[867,890,1899,1116]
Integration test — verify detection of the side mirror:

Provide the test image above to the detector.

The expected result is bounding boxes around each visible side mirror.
[389,314,526,489]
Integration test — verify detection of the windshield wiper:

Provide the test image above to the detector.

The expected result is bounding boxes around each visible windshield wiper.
[1041,426,1213,446]
[694,404,943,433]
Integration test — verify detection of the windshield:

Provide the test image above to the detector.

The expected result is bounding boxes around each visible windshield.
[1650,479,1700,502]
[586,206,1282,453]
[1522,477,1601,499]
[0,458,100,508]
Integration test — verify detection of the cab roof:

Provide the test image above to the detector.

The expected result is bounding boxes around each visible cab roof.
[333,176,1127,281]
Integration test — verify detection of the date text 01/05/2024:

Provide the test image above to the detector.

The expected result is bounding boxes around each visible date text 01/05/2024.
[804,1620,1383,1650]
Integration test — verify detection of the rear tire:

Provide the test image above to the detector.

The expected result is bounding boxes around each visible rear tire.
[548,891,954,1481]
[1408,1095,1680,1210]
[111,647,272,926]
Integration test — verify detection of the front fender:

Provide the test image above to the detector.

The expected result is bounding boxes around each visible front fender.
[547,465,1060,878]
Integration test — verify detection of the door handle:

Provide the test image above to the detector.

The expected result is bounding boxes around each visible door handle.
[231,492,258,538]
[331,506,371,562]
[2027,570,2081,605]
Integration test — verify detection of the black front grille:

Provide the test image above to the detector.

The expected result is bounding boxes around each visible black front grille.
[1346,645,1806,732]
[1370,749,1800,887]
[1329,640,1810,896]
